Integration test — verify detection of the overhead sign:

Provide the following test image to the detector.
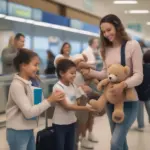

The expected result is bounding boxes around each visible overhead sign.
[128,23,142,32]
[8,2,32,19]
[70,19,84,30]
[32,8,42,21]
[42,11,69,26]
[83,23,99,33]
[0,0,7,14]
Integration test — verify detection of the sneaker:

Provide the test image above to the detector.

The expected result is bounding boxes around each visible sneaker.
[132,127,144,132]
[136,127,144,132]
[81,138,94,149]
[88,132,99,143]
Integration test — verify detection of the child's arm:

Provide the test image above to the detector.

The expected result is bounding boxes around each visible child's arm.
[58,98,94,111]
[10,82,64,119]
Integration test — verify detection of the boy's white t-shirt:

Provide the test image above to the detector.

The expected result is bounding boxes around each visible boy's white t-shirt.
[52,81,82,125]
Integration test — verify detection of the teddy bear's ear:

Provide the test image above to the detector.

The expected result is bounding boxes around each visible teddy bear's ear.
[124,66,130,75]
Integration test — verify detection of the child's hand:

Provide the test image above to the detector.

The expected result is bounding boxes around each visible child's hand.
[48,90,65,103]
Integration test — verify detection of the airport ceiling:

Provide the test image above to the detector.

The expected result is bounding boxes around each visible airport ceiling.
[94,0,150,36]
[52,0,150,37]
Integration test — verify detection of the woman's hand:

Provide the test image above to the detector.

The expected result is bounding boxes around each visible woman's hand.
[110,82,127,96]
[48,90,65,103]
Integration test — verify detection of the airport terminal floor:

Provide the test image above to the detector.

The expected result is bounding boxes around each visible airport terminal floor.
[0,110,150,150]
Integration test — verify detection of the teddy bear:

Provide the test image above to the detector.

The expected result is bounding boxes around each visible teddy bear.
[89,64,136,123]
[72,53,99,86]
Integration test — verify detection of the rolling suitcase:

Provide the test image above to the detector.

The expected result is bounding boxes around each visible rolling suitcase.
[36,110,55,150]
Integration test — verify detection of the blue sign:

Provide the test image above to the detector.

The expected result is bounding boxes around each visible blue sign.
[83,23,99,33]
[32,8,42,21]
[8,2,32,19]
[0,0,7,14]
[42,11,69,26]
[70,19,100,33]
[70,19,84,30]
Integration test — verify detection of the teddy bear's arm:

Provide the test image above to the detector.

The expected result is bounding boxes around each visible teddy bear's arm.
[97,79,109,91]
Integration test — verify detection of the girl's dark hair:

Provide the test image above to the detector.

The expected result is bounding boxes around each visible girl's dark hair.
[100,14,131,60]
[60,42,71,54]
[13,48,38,72]
[56,59,76,78]
[143,50,150,63]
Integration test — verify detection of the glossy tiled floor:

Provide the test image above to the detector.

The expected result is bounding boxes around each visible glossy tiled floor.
[0,112,150,150]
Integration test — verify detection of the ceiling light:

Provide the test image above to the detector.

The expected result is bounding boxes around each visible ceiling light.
[125,10,149,14]
[146,22,150,25]
[114,0,137,4]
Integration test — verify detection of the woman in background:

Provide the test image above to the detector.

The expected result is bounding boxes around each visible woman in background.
[45,50,55,74]
[54,42,72,67]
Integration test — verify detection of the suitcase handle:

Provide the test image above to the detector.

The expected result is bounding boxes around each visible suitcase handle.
[45,111,48,129]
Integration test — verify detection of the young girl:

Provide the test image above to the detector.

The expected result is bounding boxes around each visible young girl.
[52,59,95,150]
[6,48,64,150]
[82,14,143,150]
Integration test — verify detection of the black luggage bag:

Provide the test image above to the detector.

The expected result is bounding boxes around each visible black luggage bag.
[36,111,55,150]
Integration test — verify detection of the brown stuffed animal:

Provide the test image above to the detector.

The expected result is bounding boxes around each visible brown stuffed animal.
[89,64,136,123]
[72,54,99,85]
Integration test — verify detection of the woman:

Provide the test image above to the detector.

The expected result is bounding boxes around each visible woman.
[83,14,143,150]
[54,42,72,67]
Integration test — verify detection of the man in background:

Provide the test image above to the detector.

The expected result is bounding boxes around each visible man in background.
[2,33,25,74]
[81,37,100,145]
[82,37,100,70]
